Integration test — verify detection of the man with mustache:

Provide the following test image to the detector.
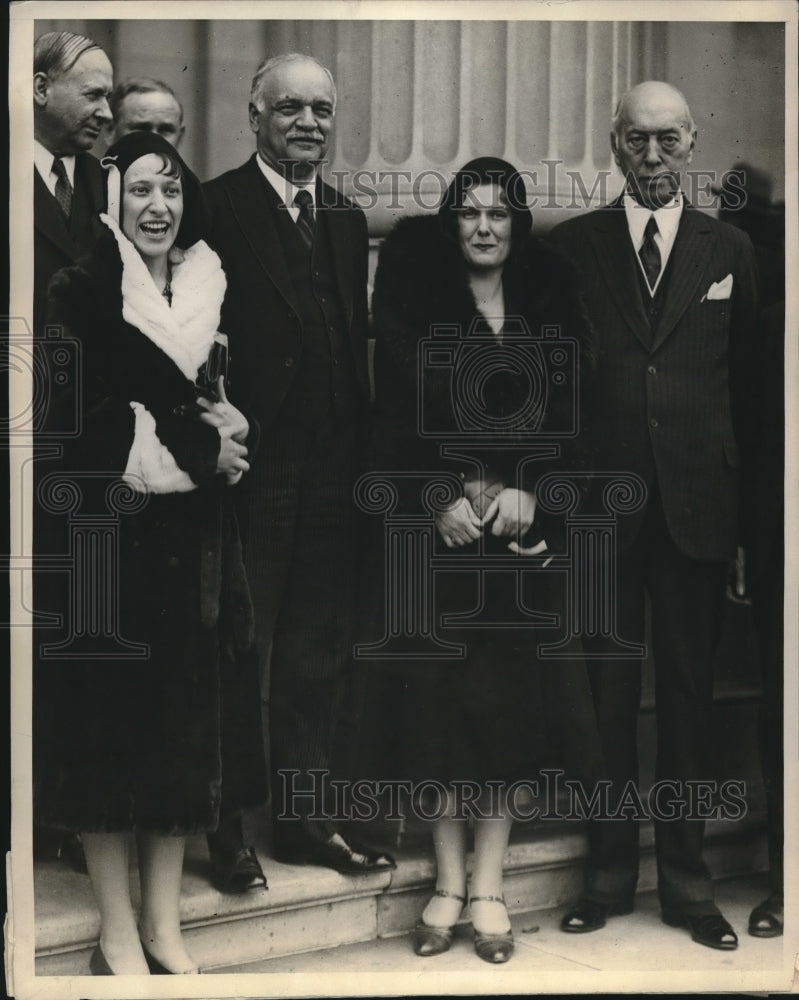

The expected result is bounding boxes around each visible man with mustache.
[550,81,759,950]
[203,53,395,886]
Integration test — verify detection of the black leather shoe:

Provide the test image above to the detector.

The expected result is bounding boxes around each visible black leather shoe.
[662,910,738,950]
[140,942,201,975]
[748,893,783,938]
[273,831,396,874]
[58,833,88,874]
[561,897,634,933]
[209,844,267,894]
[89,944,113,975]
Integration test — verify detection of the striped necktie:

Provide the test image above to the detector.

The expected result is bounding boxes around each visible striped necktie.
[293,189,315,248]
[52,157,73,221]
[638,215,661,291]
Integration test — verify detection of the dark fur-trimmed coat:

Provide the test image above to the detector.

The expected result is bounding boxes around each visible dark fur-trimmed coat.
[33,223,266,834]
[371,214,596,523]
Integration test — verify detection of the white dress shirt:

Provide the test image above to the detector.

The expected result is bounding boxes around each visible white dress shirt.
[34,140,76,196]
[623,192,683,295]
[255,154,316,221]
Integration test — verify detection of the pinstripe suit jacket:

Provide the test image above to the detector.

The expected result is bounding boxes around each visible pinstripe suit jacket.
[550,201,759,560]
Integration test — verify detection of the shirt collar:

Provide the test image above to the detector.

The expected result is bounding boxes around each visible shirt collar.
[34,140,76,187]
[622,191,683,248]
[256,153,316,209]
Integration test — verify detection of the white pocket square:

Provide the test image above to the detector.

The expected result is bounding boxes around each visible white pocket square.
[702,274,733,301]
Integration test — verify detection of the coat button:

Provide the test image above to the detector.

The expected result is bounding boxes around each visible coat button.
[647,365,657,375]
[284,356,294,367]
[287,309,295,320]
[649,417,659,428]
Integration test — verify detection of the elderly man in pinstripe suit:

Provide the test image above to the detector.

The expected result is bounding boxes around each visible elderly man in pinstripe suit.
[550,81,759,951]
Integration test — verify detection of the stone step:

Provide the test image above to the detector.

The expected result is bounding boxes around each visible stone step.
[34,646,767,977]
[35,798,767,976]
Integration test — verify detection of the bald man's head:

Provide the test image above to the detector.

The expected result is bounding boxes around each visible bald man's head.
[611,81,696,209]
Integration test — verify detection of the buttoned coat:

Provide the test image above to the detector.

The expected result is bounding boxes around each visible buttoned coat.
[203,155,370,431]
[202,155,371,623]
[550,202,758,560]
[33,153,104,339]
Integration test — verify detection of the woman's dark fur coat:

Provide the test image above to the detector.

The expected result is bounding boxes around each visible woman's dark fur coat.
[33,232,266,834]
[371,214,596,518]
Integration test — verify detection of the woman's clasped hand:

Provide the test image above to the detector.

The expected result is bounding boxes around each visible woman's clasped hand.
[435,488,541,549]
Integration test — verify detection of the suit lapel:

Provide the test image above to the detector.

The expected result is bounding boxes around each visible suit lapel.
[317,179,354,325]
[34,167,76,261]
[588,204,651,350]
[227,157,298,309]
[650,205,716,352]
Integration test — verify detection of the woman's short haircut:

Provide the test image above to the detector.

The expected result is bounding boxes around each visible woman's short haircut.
[102,131,208,248]
[438,157,533,260]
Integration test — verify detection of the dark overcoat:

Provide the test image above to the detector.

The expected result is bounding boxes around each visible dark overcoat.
[33,229,266,834]
[371,213,597,524]
[354,214,603,787]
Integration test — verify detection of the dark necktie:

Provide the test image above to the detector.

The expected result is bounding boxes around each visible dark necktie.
[638,214,661,291]
[52,157,73,221]
[293,188,315,248]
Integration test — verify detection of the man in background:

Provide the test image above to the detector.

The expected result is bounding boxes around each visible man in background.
[34,30,112,339]
[32,29,113,872]
[104,76,185,148]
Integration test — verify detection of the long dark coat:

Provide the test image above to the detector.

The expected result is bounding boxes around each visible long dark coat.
[371,214,596,507]
[353,215,603,788]
[33,229,266,834]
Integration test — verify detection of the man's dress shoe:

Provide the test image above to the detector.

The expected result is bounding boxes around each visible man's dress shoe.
[749,893,783,938]
[274,831,396,874]
[561,898,634,933]
[209,844,267,894]
[662,909,738,950]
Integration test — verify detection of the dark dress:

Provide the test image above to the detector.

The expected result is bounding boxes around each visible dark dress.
[353,215,603,789]
[33,223,266,834]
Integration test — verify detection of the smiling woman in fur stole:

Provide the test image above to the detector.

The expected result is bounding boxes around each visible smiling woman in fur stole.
[33,131,266,976]
[359,157,605,963]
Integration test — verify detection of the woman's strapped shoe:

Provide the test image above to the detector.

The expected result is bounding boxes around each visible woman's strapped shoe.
[470,895,514,964]
[412,889,466,957]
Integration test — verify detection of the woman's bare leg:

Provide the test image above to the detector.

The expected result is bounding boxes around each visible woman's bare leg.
[136,831,198,973]
[81,831,149,974]
[470,809,513,934]
[422,812,468,927]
